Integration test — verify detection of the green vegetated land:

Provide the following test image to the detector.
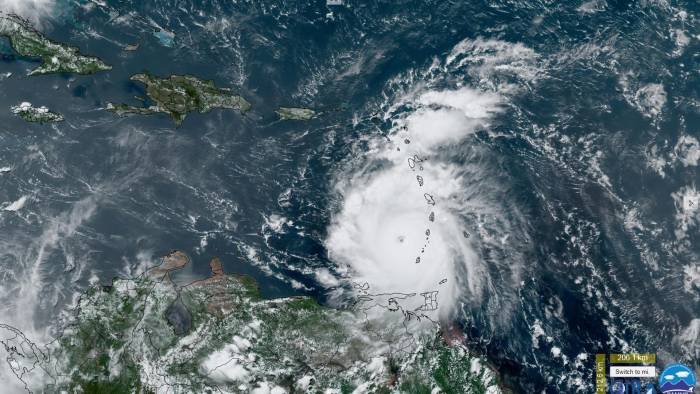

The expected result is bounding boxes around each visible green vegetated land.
[0,251,500,393]
[276,107,318,120]
[10,102,64,123]
[0,12,111,75]
[107,74,251,125]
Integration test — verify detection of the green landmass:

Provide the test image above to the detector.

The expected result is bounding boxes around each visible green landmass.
[11,102,64,123]
[0,251,500,393]
[276,107,318,120]
[0,13,111,76]
[106,73,251,125]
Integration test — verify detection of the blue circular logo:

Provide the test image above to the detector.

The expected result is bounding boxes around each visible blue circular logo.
[658,364,696,393]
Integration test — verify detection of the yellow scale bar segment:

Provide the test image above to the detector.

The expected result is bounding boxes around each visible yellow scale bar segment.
[610,353,656,364]
[596,354,606,394]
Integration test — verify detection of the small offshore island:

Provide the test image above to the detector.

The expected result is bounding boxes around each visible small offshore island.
[10,102,64,123]
[107,74,251,125]
[0,251,499,393]
[0,13,111,76]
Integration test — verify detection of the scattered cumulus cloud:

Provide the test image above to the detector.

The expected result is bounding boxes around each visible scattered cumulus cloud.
[674,135,700,167]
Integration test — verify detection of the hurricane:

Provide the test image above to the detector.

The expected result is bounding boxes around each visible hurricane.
[326,39,535,327]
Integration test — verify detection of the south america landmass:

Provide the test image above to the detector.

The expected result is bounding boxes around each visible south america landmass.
[0,251,501,394]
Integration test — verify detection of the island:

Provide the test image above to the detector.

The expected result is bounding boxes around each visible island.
[106,73,251,125]
[10,102,64,123]
[0,250,500,393]
[276,107,318,120]
[123,43,139,51]
[0,13,111,76]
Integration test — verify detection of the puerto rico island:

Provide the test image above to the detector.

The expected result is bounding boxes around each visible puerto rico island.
[107,73,251,125]
[276,107,317,121]
[0,251,499,393]
[0,13,111,76]
[10,102,64,123]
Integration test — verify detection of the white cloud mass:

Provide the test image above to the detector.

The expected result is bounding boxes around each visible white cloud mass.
[0,0,55,24]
